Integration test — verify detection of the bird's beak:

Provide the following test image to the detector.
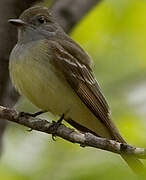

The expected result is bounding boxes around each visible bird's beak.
[8,19,26,26]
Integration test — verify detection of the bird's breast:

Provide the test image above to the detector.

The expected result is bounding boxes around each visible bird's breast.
[9,40,79,116]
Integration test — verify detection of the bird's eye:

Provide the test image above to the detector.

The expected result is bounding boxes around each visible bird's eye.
[38,16,46,24]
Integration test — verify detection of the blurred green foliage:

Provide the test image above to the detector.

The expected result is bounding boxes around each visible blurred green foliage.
[1,0,146,179]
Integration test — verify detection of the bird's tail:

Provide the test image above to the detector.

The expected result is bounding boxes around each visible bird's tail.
[121,154,144,176]
[112,128,145,176]
[66,116,145,175]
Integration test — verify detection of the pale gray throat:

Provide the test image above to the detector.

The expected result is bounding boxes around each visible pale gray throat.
[17,26,56,44]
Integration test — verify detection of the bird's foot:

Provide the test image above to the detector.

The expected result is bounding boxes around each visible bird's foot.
[50,114,64,141]
[19,110,47,132]
[19,110,47,118]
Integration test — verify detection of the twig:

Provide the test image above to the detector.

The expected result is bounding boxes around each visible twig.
[0,105,146,159]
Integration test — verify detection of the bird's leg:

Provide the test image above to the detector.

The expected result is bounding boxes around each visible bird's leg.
[51,114,65,141]
[57,113,64,124]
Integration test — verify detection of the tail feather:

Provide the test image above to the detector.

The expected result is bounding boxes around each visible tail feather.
[121,154,145,176]
[66,117,145,175]
[112,126,145,176]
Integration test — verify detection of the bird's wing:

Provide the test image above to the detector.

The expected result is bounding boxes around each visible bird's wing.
[48,39,122,140]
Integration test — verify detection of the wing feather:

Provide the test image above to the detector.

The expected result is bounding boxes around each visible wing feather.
[49,40,124,141]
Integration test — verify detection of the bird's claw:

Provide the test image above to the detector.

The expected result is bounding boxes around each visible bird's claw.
[19,110,46,118]
[50,114,65,141]
[27,128,33,132]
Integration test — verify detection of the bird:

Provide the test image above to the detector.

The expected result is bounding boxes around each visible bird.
[8,6,143,174]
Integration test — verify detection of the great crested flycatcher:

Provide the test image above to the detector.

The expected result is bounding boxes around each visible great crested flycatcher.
[8,6,143,173]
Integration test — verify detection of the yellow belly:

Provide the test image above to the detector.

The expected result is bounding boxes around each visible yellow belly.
[9,40,111,138]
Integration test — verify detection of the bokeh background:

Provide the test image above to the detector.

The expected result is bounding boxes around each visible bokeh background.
[1,0,146,179]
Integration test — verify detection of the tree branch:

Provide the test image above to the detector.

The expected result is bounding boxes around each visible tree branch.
[50,0,101,32]
[0,105,146,159]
